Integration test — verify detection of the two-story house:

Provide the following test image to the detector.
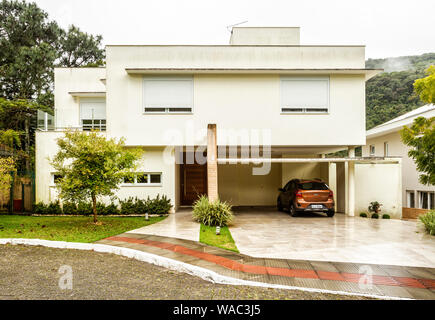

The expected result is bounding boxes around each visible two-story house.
[36,27,403,217]
[363,104,435,218]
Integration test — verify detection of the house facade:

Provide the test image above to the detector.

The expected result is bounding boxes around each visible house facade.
[363,104,435,218]
[36,27,402,217]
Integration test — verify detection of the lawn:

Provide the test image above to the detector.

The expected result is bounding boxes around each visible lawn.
[0,215,166,243]
[200,224,239,253]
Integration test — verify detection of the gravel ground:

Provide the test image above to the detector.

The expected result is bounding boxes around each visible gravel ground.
[0,245,372,300]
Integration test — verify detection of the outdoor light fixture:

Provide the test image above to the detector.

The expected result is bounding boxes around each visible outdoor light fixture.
[216,226,221,235]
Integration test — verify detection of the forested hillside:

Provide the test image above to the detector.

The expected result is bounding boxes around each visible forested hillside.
[365,53,435,129]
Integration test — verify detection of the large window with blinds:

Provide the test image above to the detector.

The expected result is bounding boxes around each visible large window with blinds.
[143,77,193,113]
[80,99,106,131]
[280,77,330,114]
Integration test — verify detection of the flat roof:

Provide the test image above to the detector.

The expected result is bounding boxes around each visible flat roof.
[367,104,435,138]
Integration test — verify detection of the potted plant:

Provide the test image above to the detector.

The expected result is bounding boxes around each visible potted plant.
[368,201,382,214]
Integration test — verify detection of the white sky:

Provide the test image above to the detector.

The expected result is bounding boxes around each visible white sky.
[30,0,435,59]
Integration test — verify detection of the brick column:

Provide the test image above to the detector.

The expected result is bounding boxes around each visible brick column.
[207,124,218,202]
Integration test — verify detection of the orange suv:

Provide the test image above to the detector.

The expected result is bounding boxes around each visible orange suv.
[277,179,335,217]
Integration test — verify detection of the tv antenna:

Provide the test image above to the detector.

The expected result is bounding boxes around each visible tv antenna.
[226,20,248,33]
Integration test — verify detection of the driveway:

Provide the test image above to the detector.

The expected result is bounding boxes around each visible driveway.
[229,207,435,268]
[127,208,200,241]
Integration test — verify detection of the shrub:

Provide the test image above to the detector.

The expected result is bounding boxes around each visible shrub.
[119,197,137,215]
[135,198,149,214]
[33,202,48,214]
[368,201,382,214]
[192,195,233,227]
[382,214,391,219]
[62,202,78,215]
[77,201,93,216]
[96,202,120,215]
[371,213,379,219]
[419,211,435,235]
[46,200,62,215]
[359,212,368,218]
[147,194,172,215]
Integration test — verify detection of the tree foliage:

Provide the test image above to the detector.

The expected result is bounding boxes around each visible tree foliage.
[50,131,143,223]
[400,116,435,186]
[0,157,15,208]
[0,0,105,170]
[414,65,435,104]
[0,0,105,104]
[366,53,435,129]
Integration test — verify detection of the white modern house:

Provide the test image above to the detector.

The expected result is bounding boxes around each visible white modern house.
[363,104,435,218]
[36,27,404,217]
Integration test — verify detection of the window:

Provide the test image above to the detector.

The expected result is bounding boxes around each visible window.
[369,145,375,156]
[384,142,389,157]
[144,77,193,113]
[406,191,415,208]
[51,173,64,185]
[123,173,162,186]
[281,77,329,114]
[297,182,329,191]
[418,191,435,209]
[80,100,106,131]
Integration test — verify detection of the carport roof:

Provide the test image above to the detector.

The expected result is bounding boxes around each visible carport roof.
[217,157,401,164]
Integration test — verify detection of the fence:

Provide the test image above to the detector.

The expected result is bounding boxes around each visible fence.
[0,171,35,214]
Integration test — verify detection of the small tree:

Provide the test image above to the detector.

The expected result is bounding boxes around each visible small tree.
[50,130,142,223]
[400,116,435,186]
[0,157,15,209]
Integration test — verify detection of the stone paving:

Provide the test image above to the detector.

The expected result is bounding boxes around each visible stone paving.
[96,233,435,300]
[229,208,435,268]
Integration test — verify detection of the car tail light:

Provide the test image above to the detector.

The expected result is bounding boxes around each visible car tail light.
[328,191,334,199]
[296,191,303,198]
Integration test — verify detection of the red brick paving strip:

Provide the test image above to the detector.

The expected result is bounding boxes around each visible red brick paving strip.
[106,236,434,290]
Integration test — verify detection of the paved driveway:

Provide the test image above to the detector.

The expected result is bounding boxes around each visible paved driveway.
[229,207,435,268]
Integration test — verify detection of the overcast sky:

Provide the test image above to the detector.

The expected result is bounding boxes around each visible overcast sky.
[31,0,434,59]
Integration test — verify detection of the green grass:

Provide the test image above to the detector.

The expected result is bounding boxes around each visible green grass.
[0,215,167,243]
[200,224,239,253]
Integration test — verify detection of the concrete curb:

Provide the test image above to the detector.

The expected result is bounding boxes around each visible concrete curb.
[0,238,410,300]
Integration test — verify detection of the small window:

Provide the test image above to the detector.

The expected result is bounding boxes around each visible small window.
[369,145,375,156]
[136,173,148,184]
[384,142,389,157]
[123,175,135,184]
[418,191,434,210]
[407,191,415,208]
[80,100,106,131]
[150,174,161,184]
[51,173,64,185]
[122,173,162,186]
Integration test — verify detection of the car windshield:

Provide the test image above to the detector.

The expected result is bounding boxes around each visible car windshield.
[298,182,328,190]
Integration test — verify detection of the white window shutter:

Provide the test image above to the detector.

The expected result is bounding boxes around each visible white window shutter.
[144,79,193,109]
[281,78,329,109]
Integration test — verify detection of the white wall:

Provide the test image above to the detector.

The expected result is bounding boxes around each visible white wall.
[35,132,176,207]
[363,131,434,208]
[54,68,106,128]
[106,72,366,147]
[218,163,282,206]
[354,162,402,218]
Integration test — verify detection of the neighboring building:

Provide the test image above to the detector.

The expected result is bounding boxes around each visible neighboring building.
[36,27,402,217]
[363,104,435,218]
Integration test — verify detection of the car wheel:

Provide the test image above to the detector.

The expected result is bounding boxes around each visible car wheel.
[289,203,297,217]
[327,210,335,218]
[277,198,283,212]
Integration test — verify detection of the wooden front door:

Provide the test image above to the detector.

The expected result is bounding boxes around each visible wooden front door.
[180,163,207,206]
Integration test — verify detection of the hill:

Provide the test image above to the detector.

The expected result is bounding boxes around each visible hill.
[365,53,435,129]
